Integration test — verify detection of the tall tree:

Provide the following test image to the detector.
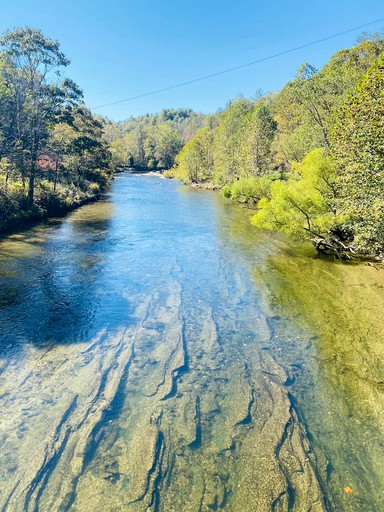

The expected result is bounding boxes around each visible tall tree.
[145,123,183,169]
[243,103,276,177]
[213,98,253,186]
[0,27,82,205]
[331,52,384,253]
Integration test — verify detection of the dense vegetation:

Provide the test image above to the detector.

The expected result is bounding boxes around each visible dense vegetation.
[0,27,113,232]
[104,109,205,171]
[168,36,384,259]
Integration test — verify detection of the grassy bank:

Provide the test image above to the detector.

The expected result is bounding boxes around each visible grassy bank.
[0,181,106,234]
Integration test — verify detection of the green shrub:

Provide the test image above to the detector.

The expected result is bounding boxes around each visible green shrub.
[220,176,273,204]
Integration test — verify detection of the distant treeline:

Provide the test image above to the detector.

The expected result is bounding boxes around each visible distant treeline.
[166,35,384,259]
[104,109,205,170]
[0,27,113,232]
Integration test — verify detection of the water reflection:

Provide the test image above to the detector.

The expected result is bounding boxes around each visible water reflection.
[202,190,384,511]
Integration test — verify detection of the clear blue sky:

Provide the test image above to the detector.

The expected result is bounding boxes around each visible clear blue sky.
[1,0,383,121]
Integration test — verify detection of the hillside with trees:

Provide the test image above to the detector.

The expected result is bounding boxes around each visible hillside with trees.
[104,109,205,171]
[167,35,384,259]
[0,27,113,232]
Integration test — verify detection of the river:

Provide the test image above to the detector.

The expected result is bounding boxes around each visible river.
[0,174,383,511]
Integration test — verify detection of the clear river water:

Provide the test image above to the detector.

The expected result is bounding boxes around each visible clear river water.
[0,174,383,511]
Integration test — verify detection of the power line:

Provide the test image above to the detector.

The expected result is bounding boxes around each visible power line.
[92,17,384,110]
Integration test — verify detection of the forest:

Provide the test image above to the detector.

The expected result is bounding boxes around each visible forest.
[1,16,384,512]
[167,35,384,259]
[0,27,113,231]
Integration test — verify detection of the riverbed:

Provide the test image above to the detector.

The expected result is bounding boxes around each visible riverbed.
[0,175,383,511]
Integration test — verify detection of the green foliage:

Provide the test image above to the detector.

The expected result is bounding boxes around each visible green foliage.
[0,27,85,204]
[243,104,276,177]
[221,176,273,204]
[170,98,276,187]
[104,108,205,170]
[169,36,384,257]
[272,38,384,170]
[212,98,253,186]
[251,149,338,240]
[170,127,214,183]
[144,123,183,169]
[330,52,384,253]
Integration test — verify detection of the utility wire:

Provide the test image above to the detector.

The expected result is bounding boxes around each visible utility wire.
[92,17,384,110]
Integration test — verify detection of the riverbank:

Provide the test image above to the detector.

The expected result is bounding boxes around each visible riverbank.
[0,185,106,235]
[164,40,384,261]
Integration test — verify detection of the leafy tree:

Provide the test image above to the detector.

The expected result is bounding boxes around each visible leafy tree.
[109,134,131,168]
[0,56,17,161]
[330,52,384,254]
[171,127,214,183]
[66,106,112,186]
[166,36,384,258]
[144,123,183,169]
[212,98,253,186]
[251,149,340,247]
[272,37,384,170]
[47,122,76,189]
[0,27,113,232]
[103,108,205,171]
[221,175,273,204]
[242,103,276,177]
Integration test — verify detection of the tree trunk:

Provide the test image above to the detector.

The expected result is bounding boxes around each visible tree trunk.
[54,158,59,191]
[28,161,35,207]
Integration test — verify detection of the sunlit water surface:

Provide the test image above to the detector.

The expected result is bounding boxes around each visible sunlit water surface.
[0,175,383,511]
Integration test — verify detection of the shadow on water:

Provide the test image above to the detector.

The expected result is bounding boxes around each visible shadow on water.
[0,200,119,352]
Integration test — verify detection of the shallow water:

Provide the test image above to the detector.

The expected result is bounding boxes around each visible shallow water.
[0,175,383,511]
